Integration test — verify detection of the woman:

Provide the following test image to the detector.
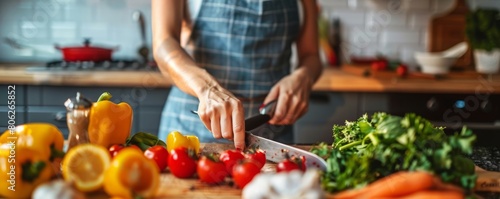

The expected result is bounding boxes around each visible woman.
[152,0,323,149]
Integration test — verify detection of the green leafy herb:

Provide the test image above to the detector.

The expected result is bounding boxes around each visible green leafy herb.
[466,8,500,51]
[311,113,477,193]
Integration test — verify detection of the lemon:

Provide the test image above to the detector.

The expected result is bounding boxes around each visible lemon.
[62,144,111,192]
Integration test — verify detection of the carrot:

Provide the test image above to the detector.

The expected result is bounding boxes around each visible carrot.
[374,190,464,199]
[332,171,435,199]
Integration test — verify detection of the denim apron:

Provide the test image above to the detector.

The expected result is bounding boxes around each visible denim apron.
[159,0,300,143]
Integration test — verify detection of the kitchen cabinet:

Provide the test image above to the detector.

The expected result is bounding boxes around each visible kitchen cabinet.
[0,85,26,132]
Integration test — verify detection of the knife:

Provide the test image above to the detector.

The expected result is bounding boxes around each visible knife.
[245,132,327,171]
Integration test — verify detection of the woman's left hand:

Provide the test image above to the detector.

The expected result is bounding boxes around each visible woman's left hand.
[263,68,313,125]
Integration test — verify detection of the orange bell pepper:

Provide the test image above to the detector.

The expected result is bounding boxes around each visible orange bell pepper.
[104,148,159,199]
[88,92,133,148]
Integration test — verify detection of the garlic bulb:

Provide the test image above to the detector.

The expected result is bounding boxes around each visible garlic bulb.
[242,169,325,199]
[32,179,86,199]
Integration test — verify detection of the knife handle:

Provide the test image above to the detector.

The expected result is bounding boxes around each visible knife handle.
[245,114,271,131]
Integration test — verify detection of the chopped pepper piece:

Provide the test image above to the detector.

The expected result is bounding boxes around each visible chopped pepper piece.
[88,92,133,148]
[166,131,200,154]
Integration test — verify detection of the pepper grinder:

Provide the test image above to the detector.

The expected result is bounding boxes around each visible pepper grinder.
[64,92,92,151]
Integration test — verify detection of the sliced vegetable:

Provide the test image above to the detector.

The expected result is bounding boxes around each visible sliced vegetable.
[245,148,266,169]
[220,149,246,176]
[276,154,306,173]
[104,148,159,199]
[166,131,200,154]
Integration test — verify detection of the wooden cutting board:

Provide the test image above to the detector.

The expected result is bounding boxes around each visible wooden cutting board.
[84,164,498,199]
[429,0,472,69]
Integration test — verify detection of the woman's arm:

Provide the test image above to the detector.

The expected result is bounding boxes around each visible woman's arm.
[151,0,245,149]
[264,0,323,125]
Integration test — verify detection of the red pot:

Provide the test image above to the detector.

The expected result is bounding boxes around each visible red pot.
[55,39,118,62]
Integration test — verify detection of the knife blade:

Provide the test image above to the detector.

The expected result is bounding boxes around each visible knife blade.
[245,132,327,171]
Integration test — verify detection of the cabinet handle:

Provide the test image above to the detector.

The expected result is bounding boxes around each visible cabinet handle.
[54,111,67,122]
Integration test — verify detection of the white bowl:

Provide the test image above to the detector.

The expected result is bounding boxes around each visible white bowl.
[414,52,459,75]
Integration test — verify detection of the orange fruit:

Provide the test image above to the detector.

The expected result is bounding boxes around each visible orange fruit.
[104,148,160,199]
[61,144,111,192]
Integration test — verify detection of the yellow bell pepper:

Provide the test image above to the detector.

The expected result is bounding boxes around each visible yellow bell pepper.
[103,148,159,199]
[166,131,200,154]
[0,146,53,198]
[0,123,65,162]
[88,92,133,148]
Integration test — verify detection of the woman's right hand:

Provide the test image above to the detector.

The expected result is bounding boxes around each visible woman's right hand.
[197,86,246,150]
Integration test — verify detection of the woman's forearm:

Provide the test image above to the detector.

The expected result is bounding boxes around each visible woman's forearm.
[153,38,220,98]
[295,54,323,88]
[151,0,220,98]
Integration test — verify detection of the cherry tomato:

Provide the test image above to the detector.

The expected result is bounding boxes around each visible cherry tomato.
[144,145,169,172]
[276,155,306,173]
[245,148,266,169]
[371,60,388,71]
[219,149,245,176]
[197,155,229,184]
[109,144,125,158]
[232,159,262,189]
[168,147,198,178]
[396,64,408,77]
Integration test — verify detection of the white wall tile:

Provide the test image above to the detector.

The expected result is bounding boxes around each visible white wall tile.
[366,11,407,27]
[407,0,432,11]
[51,21,77,40]
[381,29,420,44]
[331,10,366,25]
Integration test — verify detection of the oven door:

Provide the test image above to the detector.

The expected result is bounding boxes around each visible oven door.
[388,93,500,147]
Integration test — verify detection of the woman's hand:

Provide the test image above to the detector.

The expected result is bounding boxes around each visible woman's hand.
[264,68,313,125]
[197,86,246,149]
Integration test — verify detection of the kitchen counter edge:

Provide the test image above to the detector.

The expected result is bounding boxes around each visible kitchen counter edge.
[1,64,500,94]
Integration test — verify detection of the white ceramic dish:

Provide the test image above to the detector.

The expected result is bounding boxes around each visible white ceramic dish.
[415,42,468,74]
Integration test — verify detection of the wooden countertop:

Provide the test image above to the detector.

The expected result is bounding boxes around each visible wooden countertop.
[1,63,500,94]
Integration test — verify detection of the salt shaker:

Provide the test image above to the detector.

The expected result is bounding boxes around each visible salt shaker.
[64,92,92,151]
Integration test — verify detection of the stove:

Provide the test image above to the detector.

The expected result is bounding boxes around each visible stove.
[26,60,160,73]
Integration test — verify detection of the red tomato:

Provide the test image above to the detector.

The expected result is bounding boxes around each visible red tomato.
[371,60,388,71]
[108,144,125,158]
[168,147,198,178]
[396,64,408,77]
[245,149,266,169]
[276,155,306,173]
[232,160,262,189]
[144,145,169,172]
[219,149,245,176]
[197,155,229,184]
